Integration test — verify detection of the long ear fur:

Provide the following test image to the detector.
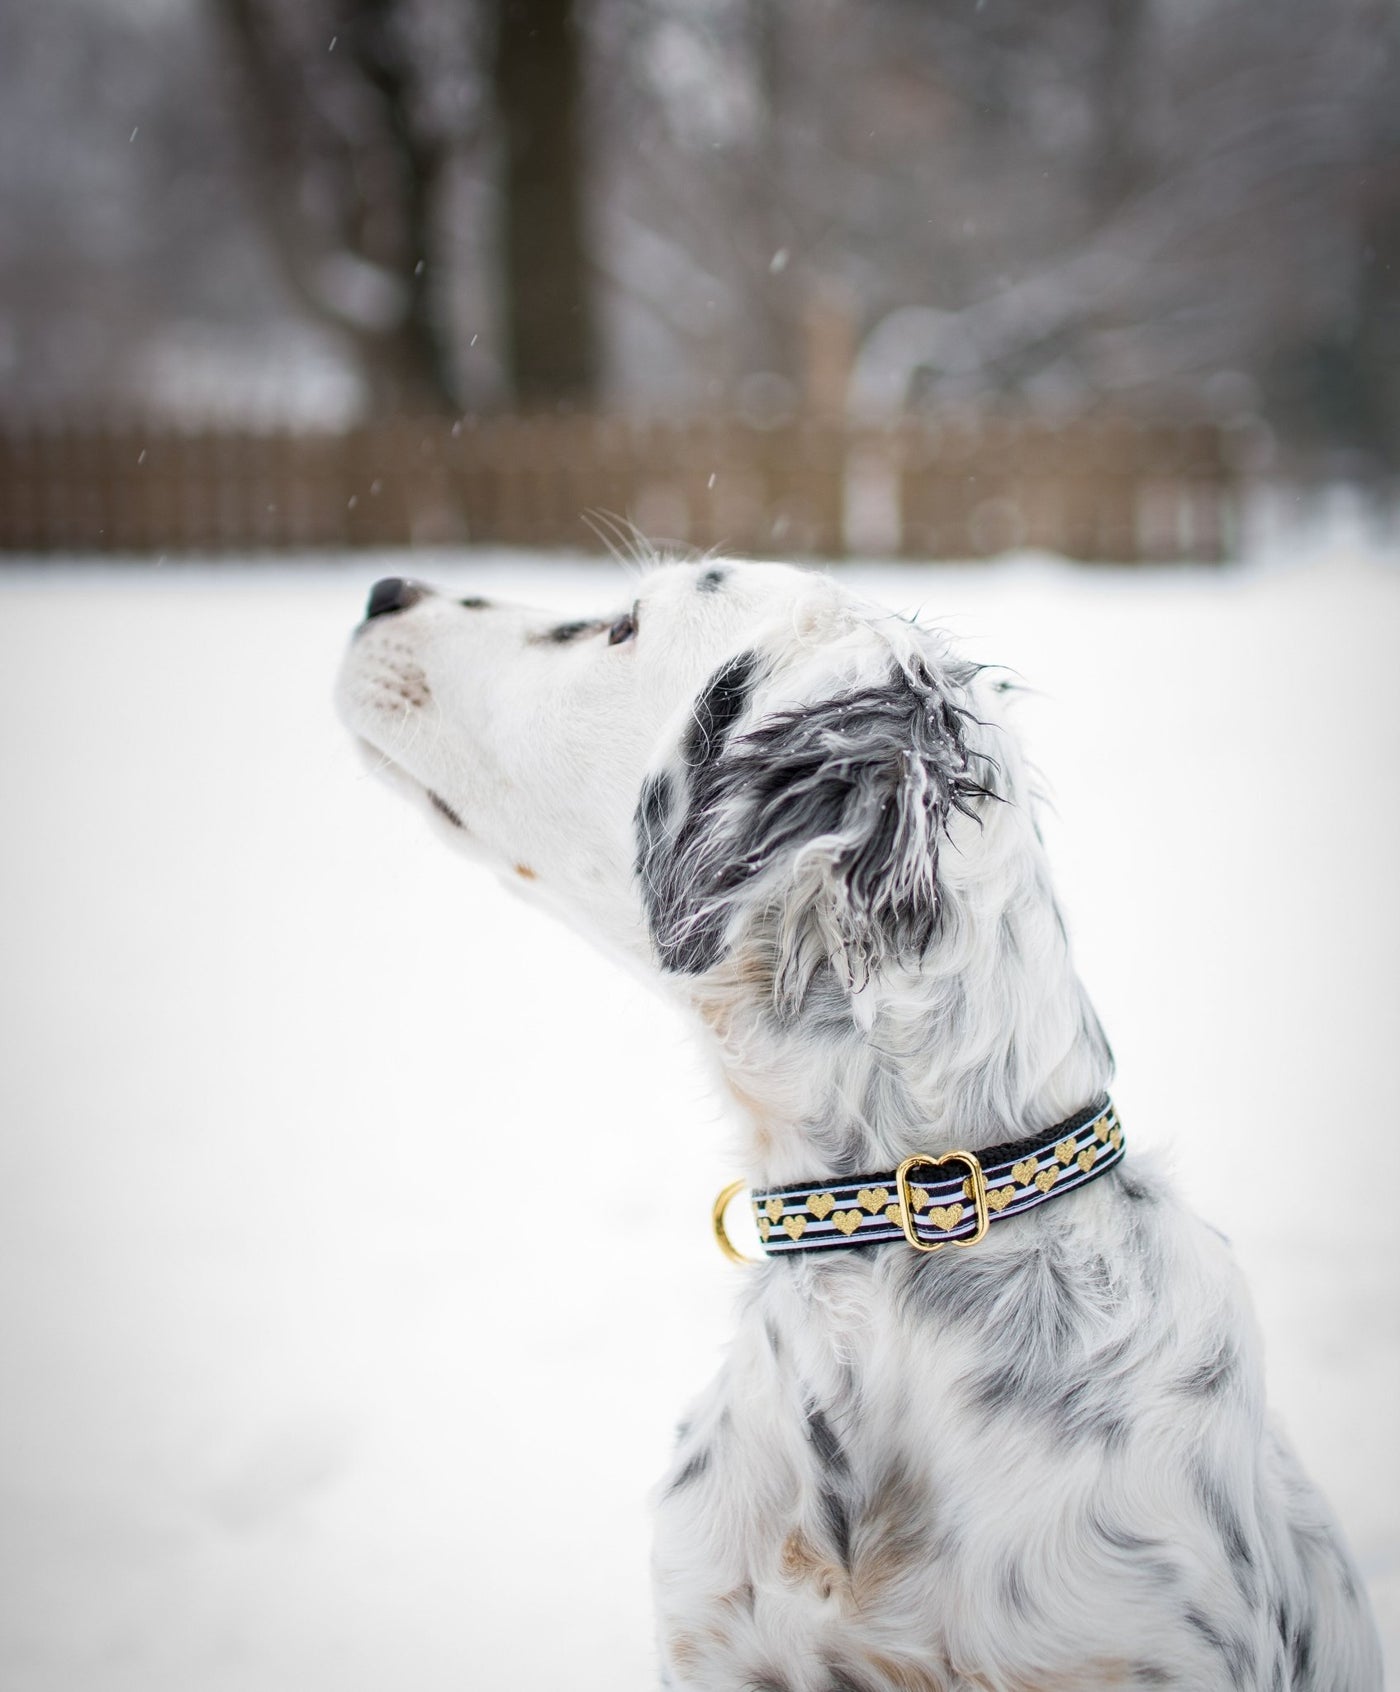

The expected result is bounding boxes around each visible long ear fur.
[636,648,998,1000]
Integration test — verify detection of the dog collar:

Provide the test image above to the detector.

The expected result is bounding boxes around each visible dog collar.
[713,1098,1123,1263]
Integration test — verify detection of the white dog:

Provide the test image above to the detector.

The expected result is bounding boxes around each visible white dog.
[336,562,1381,1691]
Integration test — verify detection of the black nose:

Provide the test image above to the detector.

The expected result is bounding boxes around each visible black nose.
[365,577,426,620]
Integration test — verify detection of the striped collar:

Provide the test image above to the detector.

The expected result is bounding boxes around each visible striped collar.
[713,1098,1123,1263]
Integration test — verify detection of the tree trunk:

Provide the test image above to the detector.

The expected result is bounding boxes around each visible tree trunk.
[341,0,459,412]
[494,0,600,408]
[215,0,460,416]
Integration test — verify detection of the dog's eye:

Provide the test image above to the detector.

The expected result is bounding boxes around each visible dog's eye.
[607,612,638,646]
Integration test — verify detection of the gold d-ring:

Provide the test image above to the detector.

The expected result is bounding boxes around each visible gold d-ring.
[712,1180,765,1266]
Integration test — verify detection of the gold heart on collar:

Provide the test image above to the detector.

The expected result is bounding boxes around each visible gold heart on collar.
[831,1210,862,1236]
[1035,1167,1060,1194]
[1055,1137,1078,1166]
[927,1203,965,1232]
[1095,1116,1111,1143]
[1109,1125,1123,1151]
[857,1187,890,1214]
[1077,1146,1098,1174]
[986,1185,1015,1212]
[782,1214,807,1241]
[910,1187,931,1213]
[765,1197,784,1225]
[807,1192,835,1220]
[1011,1157,1039,1187]
[757,1216,772,1241]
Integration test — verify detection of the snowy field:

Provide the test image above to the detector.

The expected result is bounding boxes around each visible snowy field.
[1,540,1397,1690]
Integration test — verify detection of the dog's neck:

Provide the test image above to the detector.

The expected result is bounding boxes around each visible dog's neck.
[689,842,1113,1189]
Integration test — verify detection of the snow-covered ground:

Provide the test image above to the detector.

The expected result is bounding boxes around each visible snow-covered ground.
[1,544,1396,1690]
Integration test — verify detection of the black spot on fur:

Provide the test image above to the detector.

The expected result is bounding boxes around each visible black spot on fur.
[1179,1337,1239,1398]
[764,1318,782,1359]
[1131,1669,1174,1687]
[948,1247,1143,1450]
[428,792,464,828]
[997,1244,1080,1366]
[896,1239,1018,1329]
[819,1486,852,1571]
[666,1447,711,1495]
[698,565,729,593]
[1268,1600,1293,1686]
[805,1404,850,1477]
[457,596,490,609]
[1116,1168,1157,1204]
[1193,1464,1255,1592]
[1286,1610,1316,1690]
[1185,1606,1255,1687]
[1045,1373,1131,1450]
[1088,1507,1181,1589]
[1000,1555,1034,1617]
[1089,1510,1159,1556]
[537,618,605,645]
[805,1403,853,1569]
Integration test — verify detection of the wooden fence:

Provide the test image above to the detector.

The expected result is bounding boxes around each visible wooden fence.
[0,414,1238,562]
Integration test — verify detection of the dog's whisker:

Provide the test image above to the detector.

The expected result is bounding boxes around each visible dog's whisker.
[582,508,659,580]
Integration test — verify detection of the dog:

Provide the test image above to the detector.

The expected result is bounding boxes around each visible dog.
[335,561,1381,1691]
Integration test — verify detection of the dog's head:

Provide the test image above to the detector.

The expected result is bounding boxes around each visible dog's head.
[335,561,1007,1010]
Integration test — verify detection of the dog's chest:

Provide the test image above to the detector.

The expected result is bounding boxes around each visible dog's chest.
[649,1208,1317,1691]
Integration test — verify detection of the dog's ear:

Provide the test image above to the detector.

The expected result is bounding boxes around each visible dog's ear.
[635,650,765,977]
[635,650,997,998]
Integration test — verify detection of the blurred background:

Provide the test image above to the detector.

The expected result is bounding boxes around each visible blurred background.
[0,0,1397,558]
[1,2,1399,1689]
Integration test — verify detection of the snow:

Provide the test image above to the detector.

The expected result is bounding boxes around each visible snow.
[0,545,1396,1689]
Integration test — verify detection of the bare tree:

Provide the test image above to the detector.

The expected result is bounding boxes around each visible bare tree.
[216,0,472,413]
[2,0,1394,464]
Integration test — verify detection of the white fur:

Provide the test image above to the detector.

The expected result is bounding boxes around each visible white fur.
[336,560,1381,1692]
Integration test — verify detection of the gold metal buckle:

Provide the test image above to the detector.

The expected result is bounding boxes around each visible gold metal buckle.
[712,1179,765,1267]
[894,1150,990,1254]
